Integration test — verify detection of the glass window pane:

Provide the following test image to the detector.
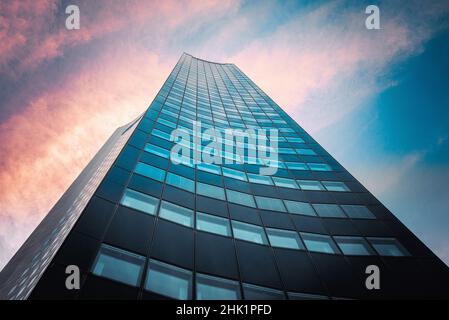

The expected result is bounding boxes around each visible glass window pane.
[283,200,316,216]
[367,237,410,256]
[301,233,339,254]
[296,148,316,156]
[226,189,256,207]
[134,162,166,182]
[232,220,268,245]
[144,143,169,158]
[197,162,221,175]
[322,181,350,192]
[222,167,247,181]
[255,196,286,212]
[341,205,376,219]
[196,182,225,200]
[196,273,241,300]
[92,244,145,286]
[287,292,329,300]
[285,162,308,170]
[312,204,346,218]
[272,177,298,189]
[196,212,231,236]
[334,236,375,256]
[247,173,273,185]
[166,172,194,192]
[243,283,285,300]
[145,260,192,299]
[120,188,159,215]
[158,201,193,227]
[267,228,304,249]
[297,180,325,191]
[307,163,332,171]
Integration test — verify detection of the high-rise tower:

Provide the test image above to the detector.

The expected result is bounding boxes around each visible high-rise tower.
[1,53,448,300]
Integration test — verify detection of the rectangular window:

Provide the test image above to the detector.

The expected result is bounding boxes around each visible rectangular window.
[226,189,256,207]
[92,244,145,286]
[285,162,308,171]
[196,182,226,200]
[247,173,273,185]
[296,148,317,156]
[196,212,231,237]
[301,233,340,254]
[166,172,194,193]
[196,273,241,300]
[273,177,299,189]
[144,143,170,158]
[322,181,350,192]
[297,180,325,191]
[232,220,268,245]
[222,167,247,181]
[158,201,193,227]
[367,237,410,256]
[283,200,316,216]
[312,204,346,218]
[307,163,332,171]
[120,188,159,215]
[145,260,192,299]
[334,236,375,256]
[243,283,285,300]
[134,162,166,182]
[341,205,376,219]
[255,196,286,212]
[267,228,304,250]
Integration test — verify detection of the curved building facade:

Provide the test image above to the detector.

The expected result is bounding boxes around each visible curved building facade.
[1,53,448,300]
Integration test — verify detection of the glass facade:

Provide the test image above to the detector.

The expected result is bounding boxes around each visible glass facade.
[10,53,446,301]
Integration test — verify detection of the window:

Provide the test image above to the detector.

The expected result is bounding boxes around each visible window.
[285,162,308,170]
[222,167,247,181]
[158,201,193,227]
[166,172,194,192]
[232,220,268,245]
[243,283,285,300]
[312,204,346,218]
[120,188,159,215]
[226,189,256,207]
[196,162,221,174]
[287,292,329,300]
[307,163,332,171]
[255,196,286,212]
[247,173,273,185]
[322,181,350,192]
[196,273,241,300]
[301,233,340,254]
[196,182,225,200]
[92,244,145,286]
[296,148,316,156]
[134,162,165,182]
[267,228,304,250]
[341,205,376,219]
[367,237,410,256]
[144,143,169,158]
[283,200,316,216]
[297,180,325,191]
[145,260,192,300]
[196,212,231,236]
[272,177,299,189]
[334,236,375,256]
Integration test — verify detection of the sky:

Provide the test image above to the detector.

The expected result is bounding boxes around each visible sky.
[0,0,448,270]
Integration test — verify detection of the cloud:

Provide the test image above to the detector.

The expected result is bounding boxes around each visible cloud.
[227,1,449,133]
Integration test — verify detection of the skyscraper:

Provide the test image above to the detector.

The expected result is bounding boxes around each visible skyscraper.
[1,53,448,300]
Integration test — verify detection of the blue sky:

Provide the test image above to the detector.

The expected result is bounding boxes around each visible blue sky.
[316,30,449,264]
